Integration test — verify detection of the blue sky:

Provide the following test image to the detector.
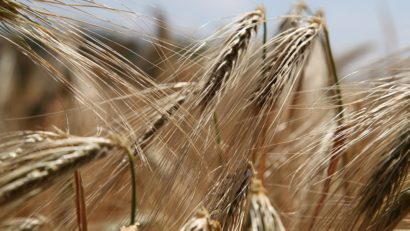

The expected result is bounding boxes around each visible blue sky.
[133,0,410,59]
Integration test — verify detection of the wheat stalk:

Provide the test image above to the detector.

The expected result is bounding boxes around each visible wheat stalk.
[74,170,88,231]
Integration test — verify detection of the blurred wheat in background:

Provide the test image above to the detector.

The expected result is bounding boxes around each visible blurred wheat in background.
[0,0,409,230]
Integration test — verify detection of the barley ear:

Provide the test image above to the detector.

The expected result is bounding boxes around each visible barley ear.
[253,21,320,109]
[199,7,265,109]
[0,131,129,207]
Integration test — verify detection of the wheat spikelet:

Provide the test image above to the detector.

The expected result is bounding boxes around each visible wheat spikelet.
[244,176,286,231]
[210,166,253,230]
[121,224,140,231]
[180,208,221,231]
[135,94,187,150]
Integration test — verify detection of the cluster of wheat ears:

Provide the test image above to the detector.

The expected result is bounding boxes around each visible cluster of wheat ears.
[0,0,409,230]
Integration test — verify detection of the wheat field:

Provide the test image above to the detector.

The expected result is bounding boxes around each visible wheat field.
[0,1,409,230]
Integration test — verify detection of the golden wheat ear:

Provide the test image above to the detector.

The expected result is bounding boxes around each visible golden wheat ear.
[197,7,265,110]
[252,20,320,112]
[0,130,131,208]
[245,18,322,206]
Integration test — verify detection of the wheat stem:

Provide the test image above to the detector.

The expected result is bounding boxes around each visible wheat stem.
[74,170,88,231]
[322,23,345,126]
[125,148,138,225]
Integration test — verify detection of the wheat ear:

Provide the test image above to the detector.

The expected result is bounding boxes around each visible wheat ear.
[198,7,265,109]
[0,130,129,206]
[252,20,320,110]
